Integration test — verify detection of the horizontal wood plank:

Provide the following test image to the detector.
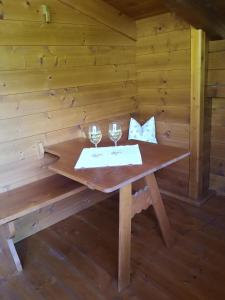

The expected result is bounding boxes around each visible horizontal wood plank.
[0,21,135,46]
[0,98,135,143]
[0,45,135,71]
[139,104,190,124]
[137,49,190,71]
[137,29,190,55]
[138,88,190,106]
[0,81,136,119]
[0,64,136,95]
[136,13,189,37]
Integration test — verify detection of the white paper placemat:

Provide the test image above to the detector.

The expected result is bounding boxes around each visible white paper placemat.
[74,145,142,169]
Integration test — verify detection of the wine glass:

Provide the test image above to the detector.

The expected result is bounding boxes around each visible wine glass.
[108,122,122,146]
[88,124,102,148]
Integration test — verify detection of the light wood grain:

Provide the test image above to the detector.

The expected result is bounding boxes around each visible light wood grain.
[0,81,136,119]
[137,13,191,197]
[0,45,135,72]
[0,20,134,47]
[189,28,207,200]
[136,13,189,37]
[0,64,135,96]
[137,29,190,55]
[59,0,136,40]
[137,87,190,106]
[0,0,136,191]
[118,184,132,291]
[137,49,190,71]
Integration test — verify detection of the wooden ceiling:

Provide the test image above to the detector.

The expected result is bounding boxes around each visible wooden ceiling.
[104,0,225,40]
[164,0,225,40]
[103,0,168,20]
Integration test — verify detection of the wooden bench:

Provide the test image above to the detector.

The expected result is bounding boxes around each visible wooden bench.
[0,114,132,278]
[0,174,115,277]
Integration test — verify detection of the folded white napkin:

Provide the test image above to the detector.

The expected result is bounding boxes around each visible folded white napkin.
[74,145,142,169]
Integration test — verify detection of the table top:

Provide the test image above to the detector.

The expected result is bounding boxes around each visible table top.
[45,139,190,193]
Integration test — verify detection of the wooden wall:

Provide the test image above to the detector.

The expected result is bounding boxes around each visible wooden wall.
[207,40,225,196]
[0,4,217,200]
[136,13,191,196]
[0,0,136,192]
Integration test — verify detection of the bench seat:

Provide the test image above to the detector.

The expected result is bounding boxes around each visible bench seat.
[0,175,87,226]
[0,174,89,277]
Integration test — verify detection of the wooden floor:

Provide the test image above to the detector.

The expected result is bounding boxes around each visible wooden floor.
[1,194,225,300]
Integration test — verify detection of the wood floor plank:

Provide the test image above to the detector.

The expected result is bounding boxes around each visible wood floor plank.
[39,229,118,299]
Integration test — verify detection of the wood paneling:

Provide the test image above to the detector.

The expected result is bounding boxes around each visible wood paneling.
[103,0,168,20]
[137,49,190,71]
[136,13,191,197]
[137,88,190,106]
[0,46,135,72]
[207,40,225,195]
[60,0,136,40]
[136,13,189,37]
[0,0,136,192]
[0,0,136,40]
[137,31,190,59]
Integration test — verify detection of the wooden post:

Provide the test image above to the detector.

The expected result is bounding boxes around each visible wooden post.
[118,184,132,292]
[189,27,207,201]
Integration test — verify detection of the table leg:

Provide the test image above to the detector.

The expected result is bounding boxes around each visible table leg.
[145,174,173,248]
[118,183,132,292]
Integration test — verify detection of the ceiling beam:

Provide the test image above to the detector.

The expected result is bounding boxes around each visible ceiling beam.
[164,0,225,40]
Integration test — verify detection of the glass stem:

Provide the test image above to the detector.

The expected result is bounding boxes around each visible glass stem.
[115,141,117,147]
[95,144,97,148]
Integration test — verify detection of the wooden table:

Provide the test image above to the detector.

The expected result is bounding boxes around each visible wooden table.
[45,139,190,291]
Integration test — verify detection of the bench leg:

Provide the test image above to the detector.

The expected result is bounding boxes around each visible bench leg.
[145,174,174,248]
[0,223,22,277]
[118,183,132,292]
